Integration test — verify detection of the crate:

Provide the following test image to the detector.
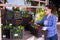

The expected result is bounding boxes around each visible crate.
[10,26,24,39]
[2,29,10,39]
[31,26,47,38]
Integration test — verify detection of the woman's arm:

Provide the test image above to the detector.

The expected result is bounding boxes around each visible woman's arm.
[47,16,57,30]
[35,16,45,25]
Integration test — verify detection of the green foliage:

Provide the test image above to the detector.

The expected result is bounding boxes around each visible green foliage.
[36,8,42,13]
[11,25,24,39]
[36,8,45,13]
[2,25,12,30]
[35,8,45,22]
[26,0,32,3]
[13,25,24,34]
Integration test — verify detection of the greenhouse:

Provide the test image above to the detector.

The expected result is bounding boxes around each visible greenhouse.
[0,0,60,40]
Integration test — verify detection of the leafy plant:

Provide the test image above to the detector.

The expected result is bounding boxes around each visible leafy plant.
[9,25,24,39]
[2,25,12,30]
[26,0,32,3]
[13,25,24,34]
[34,8,45,22]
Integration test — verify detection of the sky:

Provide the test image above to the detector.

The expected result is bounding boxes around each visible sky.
[6,0,25,10]
[6,0,25,5]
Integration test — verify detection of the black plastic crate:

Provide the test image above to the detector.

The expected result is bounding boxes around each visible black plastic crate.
[10,26,24,39]
[30,26,47,38]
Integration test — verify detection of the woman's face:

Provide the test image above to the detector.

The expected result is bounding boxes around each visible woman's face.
[45,7,51,15]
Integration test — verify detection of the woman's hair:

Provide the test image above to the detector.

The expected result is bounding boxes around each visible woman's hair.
[45,4,58,18]
[45,4,56,12]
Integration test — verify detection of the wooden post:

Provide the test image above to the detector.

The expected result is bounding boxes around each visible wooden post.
[0,9,2,40]
[45,0,49,5]
[39,0,40,8]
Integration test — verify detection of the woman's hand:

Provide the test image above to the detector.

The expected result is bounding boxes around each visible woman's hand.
[42,27,47,31]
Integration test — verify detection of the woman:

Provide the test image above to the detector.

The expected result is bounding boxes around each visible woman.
[35,4,58,40]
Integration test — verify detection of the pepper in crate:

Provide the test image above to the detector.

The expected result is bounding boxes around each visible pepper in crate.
[2,25,12,39]
[10,25,24,39]
[33,24,43,38]
[32,24,47,38]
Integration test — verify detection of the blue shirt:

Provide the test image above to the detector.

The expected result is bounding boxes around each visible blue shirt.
[36,14,58,37]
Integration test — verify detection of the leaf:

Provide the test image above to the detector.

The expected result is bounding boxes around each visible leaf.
[26,0,32,3]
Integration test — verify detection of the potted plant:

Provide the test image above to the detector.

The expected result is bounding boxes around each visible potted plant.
[2,24,12,38]
[34,8,45,22]
[26,0,32,3]
[10,25,24,39]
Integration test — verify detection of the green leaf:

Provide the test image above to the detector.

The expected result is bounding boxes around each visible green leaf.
[26,0,32,3]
